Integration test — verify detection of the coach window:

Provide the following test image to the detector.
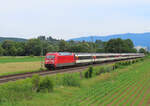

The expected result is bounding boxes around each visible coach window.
[78,56,92,60]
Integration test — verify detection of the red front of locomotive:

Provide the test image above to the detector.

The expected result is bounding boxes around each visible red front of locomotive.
[45,53,58,69]
[45,52,76,70]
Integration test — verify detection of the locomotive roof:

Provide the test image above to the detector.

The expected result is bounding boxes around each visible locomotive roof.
[47,52,73,56]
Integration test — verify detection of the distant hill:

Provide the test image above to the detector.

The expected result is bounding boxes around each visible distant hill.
[0,36,60,44]
[0,37,27,42]
[69,32,150,47]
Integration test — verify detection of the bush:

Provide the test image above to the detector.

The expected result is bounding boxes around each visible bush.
[114,63,120,69]
[132,60,135,64]
[85,71,89,78]
[31,75,53,92]
[105,67,112,72]
[100,67,105,73]
[31,74,40,92]
[135,59,139,62]
[128,61,131,65]
[84,66,93,78]
[140,58,144,61]
[94,66,113,76]
[38,76,54,92]
[115,60,137,68]
[61,74,80,87]
[89,66,93,78]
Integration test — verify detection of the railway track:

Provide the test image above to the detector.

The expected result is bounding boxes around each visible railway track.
[0,58,140,84]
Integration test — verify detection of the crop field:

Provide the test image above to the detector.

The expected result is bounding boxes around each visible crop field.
[61,58,150,106]
[0,56,45,76]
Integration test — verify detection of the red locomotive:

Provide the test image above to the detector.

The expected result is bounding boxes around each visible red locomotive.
[45,52,144,70]
[45,52,75,69]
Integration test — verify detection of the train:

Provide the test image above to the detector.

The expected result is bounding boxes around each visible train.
[44,52,145,70]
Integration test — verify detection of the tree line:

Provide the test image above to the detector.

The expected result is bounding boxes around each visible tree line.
[0,36,146,56]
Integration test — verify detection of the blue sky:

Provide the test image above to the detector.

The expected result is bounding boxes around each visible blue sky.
[0,0,150,40]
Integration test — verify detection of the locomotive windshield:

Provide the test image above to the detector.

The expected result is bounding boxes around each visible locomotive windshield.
[46,55,55,59]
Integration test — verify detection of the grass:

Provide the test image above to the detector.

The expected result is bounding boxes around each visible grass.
[0,56,46,76]
[0,56,45,63]
[0,57,150,106]
[0,61,46,76]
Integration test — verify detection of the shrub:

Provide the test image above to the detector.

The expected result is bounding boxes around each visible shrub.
[31,74,40,92]
[128,61,131,65]
[120,61,124,65]
[89,66,93,78]
[114,62,120,69]
[126,61,129,65]
[38,76,54,92]
[132,60,135,64]
[61,74,80,87]
[105,66,112,72]
[101,67,106,73]
[85,71,89,78]
[94,67,104,76]
[84,66,93,78]
[31,75,53,92]
[135,59,139,62]
[124,61,128,65]
[95,66,113,76]
[140,58,144,61]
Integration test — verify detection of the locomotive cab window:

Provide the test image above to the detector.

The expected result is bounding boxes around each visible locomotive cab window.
[46,55,55,59]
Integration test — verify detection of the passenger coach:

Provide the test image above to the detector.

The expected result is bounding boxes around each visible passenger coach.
[45,52,144,70]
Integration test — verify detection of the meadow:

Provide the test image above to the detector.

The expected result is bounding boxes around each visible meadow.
[0,56,149,106]
[0,56,44,63]
[0,56,45,76]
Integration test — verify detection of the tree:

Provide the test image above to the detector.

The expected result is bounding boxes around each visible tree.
[1,40,17,56]
[25,39,42,56]
[105,38,124,53]
[77,42,91,52]
[95,40,104,48]
[46,45,57,52]
[15,42,25,56]
[58,40,68,52]
[139,48,146,54]
[0,45,4,56]
[38,36,46,41]
[125,39,134,48]
[105,38,136,53]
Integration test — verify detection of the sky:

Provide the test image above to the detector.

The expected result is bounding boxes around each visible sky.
[0,0,150,40]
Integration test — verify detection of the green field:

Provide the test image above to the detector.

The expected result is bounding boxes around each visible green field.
[0,56,45,76]
[0,56,45,63]
[0,56,149,106]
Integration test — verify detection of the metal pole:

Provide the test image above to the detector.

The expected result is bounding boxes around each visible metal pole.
[41,42,44,69]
